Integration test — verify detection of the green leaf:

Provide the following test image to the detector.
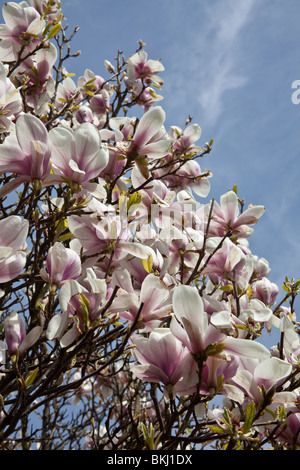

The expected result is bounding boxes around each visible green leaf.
[220,284,234,292]
[47,23,61,39]
[142,254,153,273]
[208,425,225,434]
[25,368,39,388]
[216,373,224,394]
[204,342,226,357]
[127,192,142,210]
[79,294,90,330]
[223,408,233,433]
[58,232,74,242]
[243,401,256,433]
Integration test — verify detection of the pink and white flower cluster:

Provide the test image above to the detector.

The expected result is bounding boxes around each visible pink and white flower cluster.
[0,0,299,449]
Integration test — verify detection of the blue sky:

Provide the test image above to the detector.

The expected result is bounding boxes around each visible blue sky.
[61,0,299,315]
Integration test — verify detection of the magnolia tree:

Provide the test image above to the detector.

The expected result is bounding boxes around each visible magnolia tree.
[0,0,299,452]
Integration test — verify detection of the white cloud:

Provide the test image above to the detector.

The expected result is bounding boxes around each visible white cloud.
[163,0,258,127]
[195,0,258,125]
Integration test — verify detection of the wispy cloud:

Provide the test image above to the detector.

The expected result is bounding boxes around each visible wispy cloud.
[195,0,258,125]
[163,0,258,127]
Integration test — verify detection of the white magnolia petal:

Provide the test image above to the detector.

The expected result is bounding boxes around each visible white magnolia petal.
[46,311,70,340]
[60,324,80,348]
[192,178,211,197]
[117,241,154,259]
[134,106,166,148]
[19,326,43,355]
[254,357,292,382]
[225,336,270,360]
[220,190,239,222]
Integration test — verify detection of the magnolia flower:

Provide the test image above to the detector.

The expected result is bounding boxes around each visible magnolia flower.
[171,284,271,362]
[130,328,189,391]
[46,268,108,348]
[0,114,53,197]
[175,354,241,400]
[13,42,57,114]
[126,106,171,165]
[75,105,94,124]
[0,2,45,61]
[0,215,29,283]
[170,284,227,355]
[202,237,253,289]
[153,157,211,198]
[277,411,300,448]
[126,50,164,87]
[40,242,82,287]
[278,315,300,366]
[90,90,111,116]
[67,211,154,263]
[4,311,42,356]
[169,123,202,155]
[251,277,279,306]
[231,356,293,405]
[55,76,82,109]
[27,0,62,21]
[49,122,109,197]
[60,268,107,321]
[210,297,274,337]
[110,273,172,330]
[0,62,22,132]
[77,68,111,96]
[209,190,265,238]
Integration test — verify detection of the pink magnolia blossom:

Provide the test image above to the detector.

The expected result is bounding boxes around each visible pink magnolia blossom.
[77,68,111,96]
[55,76,82,109]
[67,209,153,263]
[49,122,109,197]
[27,0,62,21]
[75,105,94,124]
[130,328,189,391]
[175,354,241,400]
[0,62,22,132]
[170,284,271,362]
[126,106,171,163]
[47,268,108,347]
[277,411,300,448]
[135,83,164,111]
[0,2,45,61]
[170,284,227,355]
[99,117,135,180]
[278,315,300,367]
[231,356,292,405]
[110,273,172,331]
[209,296,274,338]
[0,114,53,197]
[0,215,28,283]
[4,311,42,356]
[40,242,82,287]
[90,90,111,116]
[169,123,202,155]
[60,267,108,323]
[126,50,164,88]
[153,157,211,198]
[251,277,279,306]
[202,237,253,289]
[12,42,57,114]
[209,190,265,238]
